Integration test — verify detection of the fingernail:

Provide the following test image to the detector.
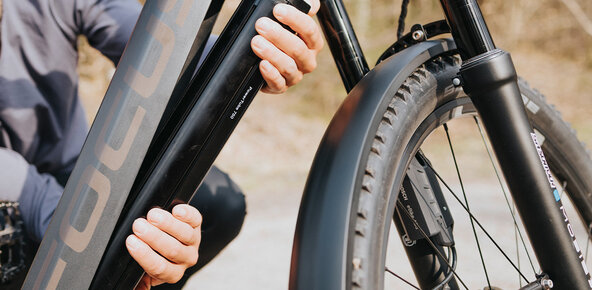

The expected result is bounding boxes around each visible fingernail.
[274,4,288,18]
[252,36,266,53]
[175,206,187,218]
[134,219,148,235]
[260,60,272,73]
[126,235,140,250]
[148,210,164,224]
[257,18,272,33]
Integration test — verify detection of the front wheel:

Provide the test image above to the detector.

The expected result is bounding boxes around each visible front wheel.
[348,54,592,289]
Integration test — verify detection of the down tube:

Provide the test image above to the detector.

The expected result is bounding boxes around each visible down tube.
[22,1,210,289]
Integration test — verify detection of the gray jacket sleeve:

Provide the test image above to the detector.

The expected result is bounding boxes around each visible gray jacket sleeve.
[77,0,142,64]
[6,0,141,241]
[18,166,65,242]
[51,0,142,64]
[0,148,63,242]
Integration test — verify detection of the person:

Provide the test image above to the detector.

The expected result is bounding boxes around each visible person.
[0,0,323,288]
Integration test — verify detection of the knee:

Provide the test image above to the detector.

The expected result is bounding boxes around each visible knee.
[191,166,246,240]
[210,184,247,236]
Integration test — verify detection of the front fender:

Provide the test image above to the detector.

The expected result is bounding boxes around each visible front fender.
[289,39,456,289]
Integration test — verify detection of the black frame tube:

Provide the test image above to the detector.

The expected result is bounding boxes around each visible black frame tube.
[439,0,495,59]
[91,0,311,287]
[317,0,370,92]
[90,0,225,287]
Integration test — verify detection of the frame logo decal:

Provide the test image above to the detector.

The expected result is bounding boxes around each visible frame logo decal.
[530,132,557,192]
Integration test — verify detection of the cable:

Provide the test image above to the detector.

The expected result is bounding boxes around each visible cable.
[397,0,411,39]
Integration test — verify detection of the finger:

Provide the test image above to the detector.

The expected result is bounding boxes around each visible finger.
[132,218,199,265]
[260,60,287,94]
[146,208,200,246]
[306,0,321,15]
[298,0,320,15]
[255,16,317,73]
[251,35,303,87]
[126,234,186,283]
[171,204,202,228]
[273,4,324,53]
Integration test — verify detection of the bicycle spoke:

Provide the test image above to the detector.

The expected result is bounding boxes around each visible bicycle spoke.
[560,181,567,200]
[422,153,531,283]
[443,123,492,289]
[385,266,420,290]
[515,218,521,287]
[474,116,537,277]
[587,224,591,260]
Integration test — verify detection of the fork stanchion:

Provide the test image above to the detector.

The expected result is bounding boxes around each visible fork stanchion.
[440,0,592,286]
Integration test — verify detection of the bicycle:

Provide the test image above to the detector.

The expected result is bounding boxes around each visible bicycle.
[15,0,592,289]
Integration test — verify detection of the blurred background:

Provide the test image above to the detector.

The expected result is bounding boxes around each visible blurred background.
[77,0,592,288]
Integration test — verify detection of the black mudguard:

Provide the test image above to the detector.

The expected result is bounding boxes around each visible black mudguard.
[289,39,456,289]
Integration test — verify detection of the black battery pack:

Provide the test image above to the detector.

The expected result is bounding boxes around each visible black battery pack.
[91,0,310,287]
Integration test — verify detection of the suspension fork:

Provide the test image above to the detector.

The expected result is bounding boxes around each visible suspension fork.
[439,0,592,288]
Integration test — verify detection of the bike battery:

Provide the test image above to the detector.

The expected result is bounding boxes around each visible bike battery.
[92,0,310,288]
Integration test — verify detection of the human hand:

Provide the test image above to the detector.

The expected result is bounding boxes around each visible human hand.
[126,204,202,290]
[251,0,324,94]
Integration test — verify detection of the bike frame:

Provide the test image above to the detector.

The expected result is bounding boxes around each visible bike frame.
[21,0,591,288]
